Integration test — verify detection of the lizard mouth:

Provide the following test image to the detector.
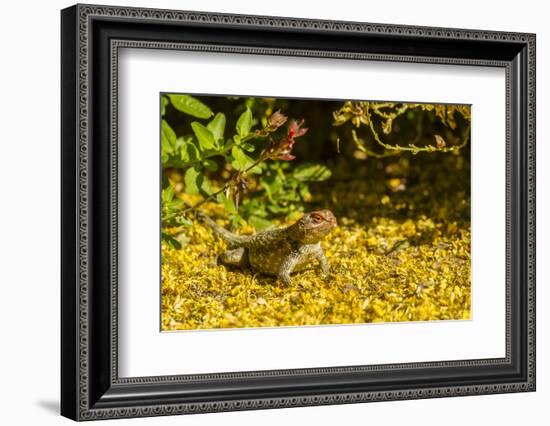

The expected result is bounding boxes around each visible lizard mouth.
[322,211,337,227]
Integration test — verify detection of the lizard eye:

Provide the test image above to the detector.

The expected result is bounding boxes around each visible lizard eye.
[310,213,322,223]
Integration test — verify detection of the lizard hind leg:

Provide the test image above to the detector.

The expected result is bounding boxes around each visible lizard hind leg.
[218,247,249,268]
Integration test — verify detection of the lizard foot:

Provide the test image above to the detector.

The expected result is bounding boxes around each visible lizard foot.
[277,273,292,286]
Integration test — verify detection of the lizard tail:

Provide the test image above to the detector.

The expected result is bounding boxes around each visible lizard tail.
[196,210,248,247]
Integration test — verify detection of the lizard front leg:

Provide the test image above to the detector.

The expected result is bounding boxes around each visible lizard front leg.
[277,250,304,286]
[315,248,330,276]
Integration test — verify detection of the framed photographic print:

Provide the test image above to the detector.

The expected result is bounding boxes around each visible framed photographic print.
[61,3,536,421]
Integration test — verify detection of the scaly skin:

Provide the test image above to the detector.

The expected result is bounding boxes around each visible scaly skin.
[199,210,337,285]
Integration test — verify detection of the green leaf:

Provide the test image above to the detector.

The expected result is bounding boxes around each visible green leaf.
[168,94,213,119]
[176,137,189,163]
[202,159,218,172]
[248,215,273,231]
[298,184,311,200]
[181,141,201,162]
[174,136,187,150]
[292,163,332,182]
[197,173,213,196]
[175,216,193,227]
[191,122,216,150]
[260,174,284,200]
[267,203,292,215]
[184,166,201,194]
[217,193,238,215]
[207,113,226,143]
[166,197,184,211]
[248,165,263,174]
[236,107,253,137]
[161,96,169,116]
[240,199,267,220]
[161,233,182,249]
[162,186,175,203]
[161,120,177,154]
[231,146,254,171]
[185,167,213,196]
[241,142,255,152]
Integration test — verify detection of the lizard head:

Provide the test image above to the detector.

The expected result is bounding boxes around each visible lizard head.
[289,210,337,244]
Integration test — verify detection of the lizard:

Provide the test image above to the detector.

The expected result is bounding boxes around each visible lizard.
[198,210,337,285]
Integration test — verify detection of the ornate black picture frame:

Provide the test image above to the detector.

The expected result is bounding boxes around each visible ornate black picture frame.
[61,4,536,421]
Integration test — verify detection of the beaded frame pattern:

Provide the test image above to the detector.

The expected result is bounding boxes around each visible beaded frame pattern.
[73,4,535,420]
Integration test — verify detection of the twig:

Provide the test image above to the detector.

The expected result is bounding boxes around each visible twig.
[179,157,263,215]
[365,104,470,154]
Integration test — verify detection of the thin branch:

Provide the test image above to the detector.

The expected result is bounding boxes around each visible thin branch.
[365,104,470,154]
[178,157,263,215]
[370,103,410,120]
[351,130,400,159]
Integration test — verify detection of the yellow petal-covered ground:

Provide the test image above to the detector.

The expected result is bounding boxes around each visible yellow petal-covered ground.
[162,208,470,331]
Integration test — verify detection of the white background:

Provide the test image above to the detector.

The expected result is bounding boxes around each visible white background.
[0,0,547,425]
[119,50,506,376]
